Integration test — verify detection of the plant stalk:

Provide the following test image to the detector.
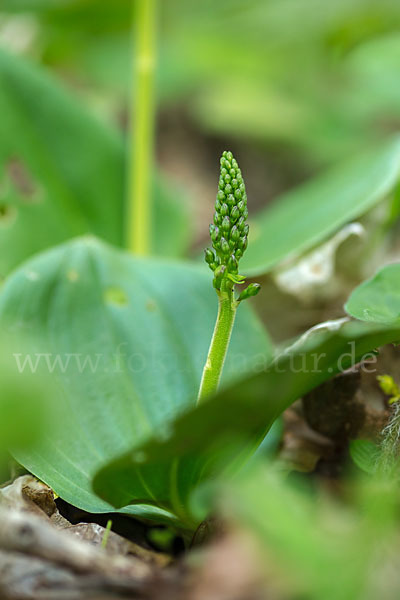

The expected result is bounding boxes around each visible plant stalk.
[127,0,157,255]
[197,282,238,405]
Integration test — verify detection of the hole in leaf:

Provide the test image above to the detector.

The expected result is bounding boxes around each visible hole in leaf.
[0,203,17,226]
[133,451,147,463]
[67,270,79,282]
[146,300,157,312]
[104,287,128,306]
[25,270,39,281]
[6,158,40,202]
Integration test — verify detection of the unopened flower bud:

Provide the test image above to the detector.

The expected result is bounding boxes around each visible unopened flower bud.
[220,237,230,255]
[228,254,238,274]
[213,265,226,290]
[204,248,215,265]
[238,283,261,301]
[210,224,220,243]
[230,206,240,222]
[220,203,229,216]
[230,225,240,242]
[221,216,231,232]
[238,236,248,252]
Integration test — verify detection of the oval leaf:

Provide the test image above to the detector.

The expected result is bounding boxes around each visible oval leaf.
[0,48,190,277]
[94,318,400,529]
[0,335,55,458]
[345,263,400,324]
[349,439,380,474]
[242,137,400,275]
[0,237,272,521]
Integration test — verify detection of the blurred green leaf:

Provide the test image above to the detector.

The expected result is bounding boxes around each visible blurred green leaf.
[0,46,123,274]
[93,318,400,530]
[4,0,400,162]
[0,236,271,523]
[0,0,128,28]
[345,263,400,324]
[0,47,190,278]
[152,176,191,258]
[346,33,400,112]
[241,137,400,275]
[349,439,380,474]
[225,464,399,600]
[0,336,54,457]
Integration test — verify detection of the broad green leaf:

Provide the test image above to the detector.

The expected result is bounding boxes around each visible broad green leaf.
[241,137,400,275]
[0,1,128,23]
[224,464,398,600]
[349,439,380,475]
[0,47,190,278]
[0,335,55,458]
[94,318,400,530]
[0,46,122,269]
[346,33,400,113]
[345,263,400,324]
[0,237,272,524]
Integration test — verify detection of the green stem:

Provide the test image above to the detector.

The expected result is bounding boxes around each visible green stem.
[197,282,238,405]
[126,0,157,255]
[101,519,112,549]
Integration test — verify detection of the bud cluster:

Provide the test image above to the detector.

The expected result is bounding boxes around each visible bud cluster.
[204,150,249,278]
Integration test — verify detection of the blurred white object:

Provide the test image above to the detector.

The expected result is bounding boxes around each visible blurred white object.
[0,15,38,54]
[274,223,364,300]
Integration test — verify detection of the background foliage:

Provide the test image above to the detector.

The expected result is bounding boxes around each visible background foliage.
[1,1,400,596]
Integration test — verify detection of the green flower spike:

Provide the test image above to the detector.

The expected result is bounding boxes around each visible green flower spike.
[198,151,261,404]
[205,150,249,288]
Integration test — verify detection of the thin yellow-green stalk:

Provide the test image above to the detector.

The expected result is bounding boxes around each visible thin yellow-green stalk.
[126,0,157,255]
[197,279,238,403]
